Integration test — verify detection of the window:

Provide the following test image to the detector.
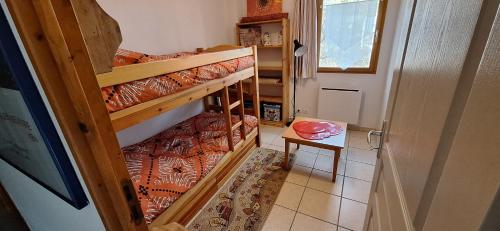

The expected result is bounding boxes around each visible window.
[318,0,387,73]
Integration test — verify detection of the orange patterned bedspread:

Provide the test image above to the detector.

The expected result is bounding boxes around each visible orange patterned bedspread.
[122,112,258,223]
[101,49,255,112]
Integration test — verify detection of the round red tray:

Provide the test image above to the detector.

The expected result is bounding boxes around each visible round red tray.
[292,121,343,140]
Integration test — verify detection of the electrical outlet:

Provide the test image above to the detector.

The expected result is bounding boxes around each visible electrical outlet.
[297,108,309,115]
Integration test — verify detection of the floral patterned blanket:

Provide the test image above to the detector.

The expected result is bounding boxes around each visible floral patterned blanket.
[122,112,258,223]
[101,49,255,112]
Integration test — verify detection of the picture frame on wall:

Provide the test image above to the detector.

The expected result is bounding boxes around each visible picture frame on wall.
[0,7,88,209]
[247,0,283,17]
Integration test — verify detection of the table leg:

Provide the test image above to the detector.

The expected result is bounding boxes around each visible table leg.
[284,140,290,170]
[296,143,300,149]
[332,148,341,182]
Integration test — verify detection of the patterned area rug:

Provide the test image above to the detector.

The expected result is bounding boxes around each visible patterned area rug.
[187,148,293,231]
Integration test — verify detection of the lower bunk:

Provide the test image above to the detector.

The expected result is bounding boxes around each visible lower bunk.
[121,112,259,227]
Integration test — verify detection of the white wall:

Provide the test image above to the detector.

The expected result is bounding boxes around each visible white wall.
[97,0,245,55]
[116,102,205,147]
[0,2,105,230]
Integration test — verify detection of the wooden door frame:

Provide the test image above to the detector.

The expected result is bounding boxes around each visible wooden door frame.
[4,0,146,230]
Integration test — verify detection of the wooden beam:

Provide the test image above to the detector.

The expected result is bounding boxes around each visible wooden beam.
[69,0,122,74]
[97,47,254,87]
[229,101,240,110]
[231,121,243,131]
[251,46,261,146]
[237,80,246,140]
[222,86,234,151]
[200,44,243,53]
[11,0,146,229]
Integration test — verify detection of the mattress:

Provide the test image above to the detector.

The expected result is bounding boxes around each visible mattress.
[101,49,255,112]
[122,112,258,223]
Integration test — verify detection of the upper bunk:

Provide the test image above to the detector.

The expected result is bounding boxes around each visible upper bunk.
[95,45,259,131]
[51,2,259,132]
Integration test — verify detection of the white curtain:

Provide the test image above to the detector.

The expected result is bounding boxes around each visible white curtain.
[292,0,318,79]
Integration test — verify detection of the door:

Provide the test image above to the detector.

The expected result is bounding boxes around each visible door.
[363,0,486,230]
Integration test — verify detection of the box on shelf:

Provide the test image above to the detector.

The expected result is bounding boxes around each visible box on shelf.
[263,103,281,122]
[239,26,262,46]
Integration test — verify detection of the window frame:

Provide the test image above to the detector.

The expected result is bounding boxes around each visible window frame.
[317,0,388,74]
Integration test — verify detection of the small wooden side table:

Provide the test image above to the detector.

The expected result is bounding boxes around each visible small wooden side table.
[282,117,347,182]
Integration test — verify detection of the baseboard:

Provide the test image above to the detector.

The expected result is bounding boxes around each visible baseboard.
[347,124,376,132]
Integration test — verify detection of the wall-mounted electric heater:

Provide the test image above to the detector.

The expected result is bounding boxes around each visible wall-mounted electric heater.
[317,87,362,125]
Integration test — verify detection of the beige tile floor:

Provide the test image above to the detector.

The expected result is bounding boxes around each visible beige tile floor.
[260,125,377,231]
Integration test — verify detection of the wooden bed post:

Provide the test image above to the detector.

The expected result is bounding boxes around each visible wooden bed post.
[236,80,246,141]
[251,46,261,147]
[5,0,147,230]
[222,86,235,151]
[202,96,211,112]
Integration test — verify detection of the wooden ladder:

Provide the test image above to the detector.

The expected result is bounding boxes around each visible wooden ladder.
[221,80,246,151]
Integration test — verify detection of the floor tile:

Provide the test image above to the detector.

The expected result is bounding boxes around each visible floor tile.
[290,213,336,231]
[298,188,341,224]
[338,227,352,231]
[347,148,377,165]
[261,133,278,144]
[261,125,286,135]
[349,131,377,149]
[293,150,318,168]
[264,144,280,151]
[262,143,272,149]
[345,161,375,182]
[261,205,296,231]
[342,177,371,203]
[266,144,298,154]
[297,145,320,154]
[318,148,347,159]
[348,138,372,150]
[271,136,285,147]
[339,198,367,231]
[286,165,312,186]
[307,169,343,196]
[349,131,371,141]
[275,182,305,210]
[348,131,377,150]
[314,154,346,175]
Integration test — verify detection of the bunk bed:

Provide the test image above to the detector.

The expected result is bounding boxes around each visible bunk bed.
[7,0,262,229]
[96,45,262,228]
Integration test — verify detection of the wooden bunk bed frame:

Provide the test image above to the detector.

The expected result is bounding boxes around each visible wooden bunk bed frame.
[99,44,263,228]
[5,1,261,230]
[97,46,259,132]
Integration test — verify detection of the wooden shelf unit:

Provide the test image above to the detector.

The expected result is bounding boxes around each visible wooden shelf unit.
[243,77,283,86]
[237,18,290,127]
[257,45,283,49]
[258,65,283,71]
[260,95,283,103]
